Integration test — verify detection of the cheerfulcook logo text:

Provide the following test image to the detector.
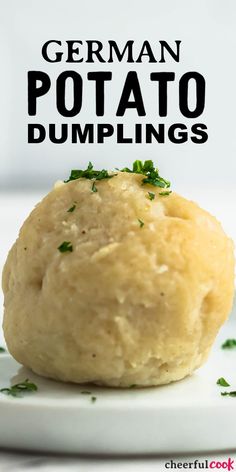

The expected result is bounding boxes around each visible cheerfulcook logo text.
[165,458,234,470]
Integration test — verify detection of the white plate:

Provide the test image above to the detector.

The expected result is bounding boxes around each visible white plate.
[0,316,236,455]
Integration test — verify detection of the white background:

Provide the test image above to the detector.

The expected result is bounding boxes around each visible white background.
[0,0,236,189]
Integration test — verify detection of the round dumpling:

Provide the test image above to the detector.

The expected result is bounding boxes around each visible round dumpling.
[2,171,235,387]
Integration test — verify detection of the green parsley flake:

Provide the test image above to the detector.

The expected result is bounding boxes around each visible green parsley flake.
[138,219,144,228]
[129,384,137,388]
[67,204,76,213]
[91,396,97,403]
[222,339,236,349]
[0,347,6,353]
[0,379,38,397]
[221,391,236,397]
[58,241,73,253]
[217,377,230,387]
[91,181,98,193]
[121,160,170,190]
[65,162,115,183]
[159,191,172,197]
[147,192,155,201]
[81,391,92,395]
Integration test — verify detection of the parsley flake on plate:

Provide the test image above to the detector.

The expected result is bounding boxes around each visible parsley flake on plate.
[217,377,230,387]
[0,347,6,353]
[221,391,236,397]
[221,339,236,349]
[0,379,38,397]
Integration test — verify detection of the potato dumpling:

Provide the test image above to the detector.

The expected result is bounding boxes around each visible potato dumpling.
[2,171,235,387]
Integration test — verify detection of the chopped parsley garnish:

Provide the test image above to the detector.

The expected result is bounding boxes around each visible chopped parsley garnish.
[121,160,170,190]
[0,347,6,353]
[65,162,115,183]
[217,377,230,387]
[91,181,97,193]
[222,339,236,349]
[67,204,76,213]
[147,192,155,201]
[58,241,73,253]
[159,190,172,197]
[221,391,236,397]
[0,379,38,397]
[129,384,137,388]
[138,219,144,228]
[80,390,97,403]
[65,161,171,196]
